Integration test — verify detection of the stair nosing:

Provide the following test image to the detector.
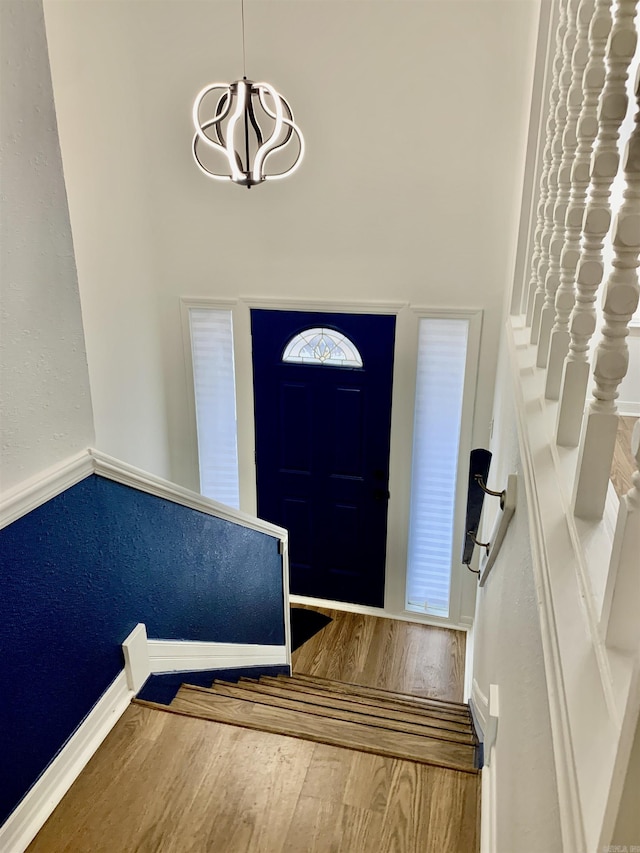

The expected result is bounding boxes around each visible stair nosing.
[205,681,476,744]
[166,689,479,775]
[226,679,474,733]
[265,676,471,720]
[285,674,468,711]
[228,676,474,732]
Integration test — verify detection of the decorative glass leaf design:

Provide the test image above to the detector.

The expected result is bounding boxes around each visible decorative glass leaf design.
[282,328,363,368]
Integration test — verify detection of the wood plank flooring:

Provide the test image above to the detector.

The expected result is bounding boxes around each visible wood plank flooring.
[291,605,466,703]
[612,416,638,498]
[29,611,477,851]
[29,704,479,853]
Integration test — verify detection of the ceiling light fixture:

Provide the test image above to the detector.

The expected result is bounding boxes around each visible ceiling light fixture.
[192,0,304,188]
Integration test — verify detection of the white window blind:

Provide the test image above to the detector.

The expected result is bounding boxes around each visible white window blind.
[406,317,469,617]
[189,308,240,509]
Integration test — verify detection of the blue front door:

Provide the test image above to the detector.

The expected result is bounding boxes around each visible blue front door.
[251,310,396,607]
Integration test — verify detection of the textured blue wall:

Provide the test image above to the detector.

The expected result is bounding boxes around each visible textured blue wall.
[0,475,285,824]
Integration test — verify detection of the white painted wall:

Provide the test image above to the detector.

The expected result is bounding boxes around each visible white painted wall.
[618,329,640,415]
[0,0,94,493]
[472,336,562,852]
[43,0,540,624]
[43,1,171,479]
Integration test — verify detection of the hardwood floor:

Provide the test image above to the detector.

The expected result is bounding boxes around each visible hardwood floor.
[29,704,479,853]
[611,416,638,498]
[29,611,477,851]
[291,606,466,703]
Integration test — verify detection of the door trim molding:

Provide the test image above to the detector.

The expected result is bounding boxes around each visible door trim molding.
[182,298,483,629]
[241,296,408,314]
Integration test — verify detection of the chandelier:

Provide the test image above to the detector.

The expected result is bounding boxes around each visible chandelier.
[192,2,304,188]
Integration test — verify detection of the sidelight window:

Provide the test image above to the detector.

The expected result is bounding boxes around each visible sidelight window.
[189,307,240,509]
[406,317,469,618]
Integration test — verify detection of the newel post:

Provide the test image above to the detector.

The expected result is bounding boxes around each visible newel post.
[573,62,640,520]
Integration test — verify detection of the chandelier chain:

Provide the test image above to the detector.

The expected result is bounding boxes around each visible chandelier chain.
[241,0,247,78]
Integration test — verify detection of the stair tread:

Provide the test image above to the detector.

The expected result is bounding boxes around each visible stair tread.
[171,685,478,774]
[210,681,476,744]
[239,678,473,731]
[258,676,471,726]
[274,675,470,717]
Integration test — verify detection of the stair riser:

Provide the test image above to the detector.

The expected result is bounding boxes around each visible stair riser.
[259,678,471,724]
[229,680,473,732]
[210,682,476,745]
[277,674,470,715]
[168,688,478,775]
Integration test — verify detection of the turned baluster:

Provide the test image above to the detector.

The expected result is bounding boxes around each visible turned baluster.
[557,0,636,446]
[545,0,598,396]
[531,0,569,342]
[537,0,581,366]
[573,62,640,520]
[604,420,640,652]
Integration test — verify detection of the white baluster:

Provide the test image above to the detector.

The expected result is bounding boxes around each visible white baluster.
[537,0,581,367]
[545,0,597,397]
[574,62,640,520]
[531,0,569,342]
[604,420,640,652]
[526,151,551,326]
[557,0,634,445]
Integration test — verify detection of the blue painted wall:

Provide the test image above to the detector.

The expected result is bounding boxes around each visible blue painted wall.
[0,475,285,824]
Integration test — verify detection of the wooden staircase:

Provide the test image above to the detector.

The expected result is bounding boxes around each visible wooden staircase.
[136,673,479,775]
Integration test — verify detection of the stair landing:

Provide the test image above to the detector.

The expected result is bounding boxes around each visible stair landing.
[28,702,480,853]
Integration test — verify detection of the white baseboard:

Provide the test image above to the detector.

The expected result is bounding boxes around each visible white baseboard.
[470,678,489,739]
[617,401,640,417]
[0,672,133,853]
[481,748,498,853]
[0,636,289,852]
[464,622,475,703]
[289,594,471,632]
[147,639,289,673]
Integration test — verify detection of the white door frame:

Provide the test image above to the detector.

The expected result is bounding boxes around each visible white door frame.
[182,295,482,630]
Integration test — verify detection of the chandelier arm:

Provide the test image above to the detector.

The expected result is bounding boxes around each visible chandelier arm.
[192,83,231,144]
[260,117,295,168]
[252,83,284,183]
[225,81,247,183]
[199,116,230,149]
[212,92,231,146]
[191,133,231,181]
[257,88,295,123]
[263,121,305,180]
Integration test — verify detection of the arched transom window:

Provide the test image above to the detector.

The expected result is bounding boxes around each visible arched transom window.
[282,327,363,368]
